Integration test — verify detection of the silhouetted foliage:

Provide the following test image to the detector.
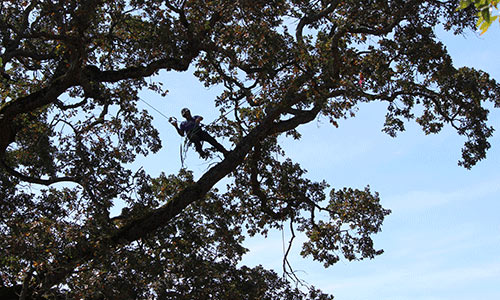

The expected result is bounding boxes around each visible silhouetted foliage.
[1,1,498,299]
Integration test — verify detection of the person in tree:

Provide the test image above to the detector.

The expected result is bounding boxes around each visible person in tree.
[170,108,229,159]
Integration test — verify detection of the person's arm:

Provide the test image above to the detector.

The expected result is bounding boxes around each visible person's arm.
[195,116,203,124]
[169,118,184,137]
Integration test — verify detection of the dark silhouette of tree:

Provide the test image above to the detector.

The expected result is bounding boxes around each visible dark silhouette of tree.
[1,1,498,299]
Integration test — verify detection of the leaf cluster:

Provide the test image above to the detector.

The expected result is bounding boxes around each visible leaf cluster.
[458,0,500,33]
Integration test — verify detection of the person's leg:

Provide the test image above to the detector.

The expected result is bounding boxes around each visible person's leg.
[199,130,228,155]
[188,133,208,158]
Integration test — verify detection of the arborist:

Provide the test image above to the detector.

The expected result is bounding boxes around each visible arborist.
[170,108,229,159]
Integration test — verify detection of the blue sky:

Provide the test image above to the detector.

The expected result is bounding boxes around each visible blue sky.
[130,21,500,300]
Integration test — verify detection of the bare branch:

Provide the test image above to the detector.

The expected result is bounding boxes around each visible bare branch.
[0,159,80,186]
[55,98,88,110]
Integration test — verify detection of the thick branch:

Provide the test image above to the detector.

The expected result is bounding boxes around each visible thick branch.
[271,105,322,135]
[84,55,195,83]
[0,159,80,186]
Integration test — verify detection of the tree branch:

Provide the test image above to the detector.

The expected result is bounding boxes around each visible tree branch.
[346,2,416,36]
[0,159,80,186]
[296,2,340,44]
[249,145,289,219]
[271,105,322,135]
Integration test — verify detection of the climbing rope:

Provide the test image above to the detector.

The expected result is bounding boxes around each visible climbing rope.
[139,97,171,120]
[138,96,243,166]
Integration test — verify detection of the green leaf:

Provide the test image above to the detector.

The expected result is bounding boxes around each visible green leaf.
[481,7,491,22]
[457,0,472,10]
[479,22,490,34]
[479,16,495,34]
[457,0,473,10]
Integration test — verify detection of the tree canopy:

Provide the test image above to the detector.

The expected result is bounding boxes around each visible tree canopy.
[1,0,499,299]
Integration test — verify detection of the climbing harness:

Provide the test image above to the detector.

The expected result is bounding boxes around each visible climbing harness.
[180,125,203,168]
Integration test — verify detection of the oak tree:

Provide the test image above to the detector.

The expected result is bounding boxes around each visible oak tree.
[1,0,499,299]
